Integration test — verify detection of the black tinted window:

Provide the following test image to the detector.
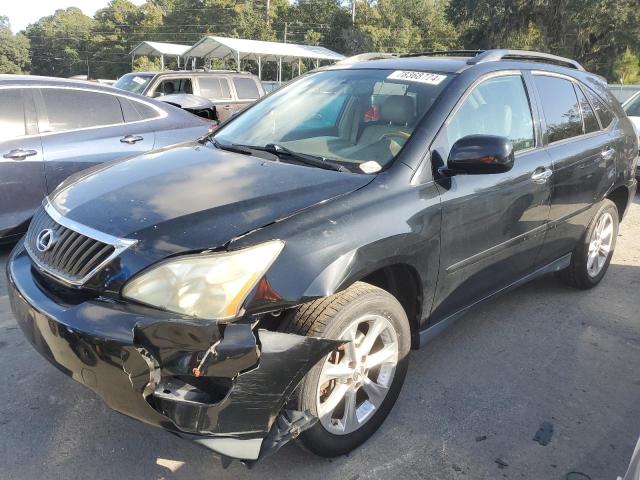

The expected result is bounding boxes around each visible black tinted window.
[155,78,192,95]
[119,98,141,122]
[233,77,260,99]
[42,89,123,132]
[0,89,26,140]
[534,75,582,143]
[584,88,615,128]
[574,85,600,133]
[198,77,231,100]
[130,100,159,120]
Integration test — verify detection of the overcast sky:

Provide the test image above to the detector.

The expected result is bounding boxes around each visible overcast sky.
[3,0,146,32]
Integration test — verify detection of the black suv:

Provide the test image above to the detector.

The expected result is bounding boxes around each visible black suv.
[7,50,638,464]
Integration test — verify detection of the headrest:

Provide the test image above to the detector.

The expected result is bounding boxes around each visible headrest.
[380,95,415,125]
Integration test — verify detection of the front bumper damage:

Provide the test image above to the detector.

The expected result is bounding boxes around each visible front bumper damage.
[7,246,339,463]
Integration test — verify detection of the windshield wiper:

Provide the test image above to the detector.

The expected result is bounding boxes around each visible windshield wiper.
[251,143,350,173]
[204,137,252,155]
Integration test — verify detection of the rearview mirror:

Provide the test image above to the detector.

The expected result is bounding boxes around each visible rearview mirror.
[447,135,514,175]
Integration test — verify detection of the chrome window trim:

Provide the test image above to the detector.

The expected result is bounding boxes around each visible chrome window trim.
[0,84,167,140]
[24,199,137,287]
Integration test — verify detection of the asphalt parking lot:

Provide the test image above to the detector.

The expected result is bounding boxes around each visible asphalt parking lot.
[0,192,638,480]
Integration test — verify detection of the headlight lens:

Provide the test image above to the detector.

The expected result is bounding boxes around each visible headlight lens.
[122,240,284,320]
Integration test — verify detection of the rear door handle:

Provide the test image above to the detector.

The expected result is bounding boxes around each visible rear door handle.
[120,135,144,145]
[3,148,38,160]
[531,167,553,184]
[601,147,615,161]
[222,105,234,110]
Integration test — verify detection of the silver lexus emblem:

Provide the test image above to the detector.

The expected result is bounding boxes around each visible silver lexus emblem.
[36,228,56,252]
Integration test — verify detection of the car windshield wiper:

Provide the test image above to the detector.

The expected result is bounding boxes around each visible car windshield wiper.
[248,143,350,173]
[204,137,252,155]
[205,137,282,161]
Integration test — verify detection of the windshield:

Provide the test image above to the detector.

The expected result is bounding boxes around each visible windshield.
[214,69,452,170]
[114,73,154,94]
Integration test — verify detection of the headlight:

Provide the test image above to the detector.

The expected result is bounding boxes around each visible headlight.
[122,240,284,320]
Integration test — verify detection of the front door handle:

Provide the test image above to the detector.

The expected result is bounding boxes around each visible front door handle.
[120,135,144,145]
[222,105,234,110]
[531,167,553,184]
[601,147,615,161]
[3,148,38,160]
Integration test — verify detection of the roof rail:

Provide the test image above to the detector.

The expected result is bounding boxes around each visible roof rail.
[335,52,400,64]
[467,49,585,71]
[401,50,483,59]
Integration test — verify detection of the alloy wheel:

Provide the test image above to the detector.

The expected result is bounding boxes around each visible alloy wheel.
[316,314,399,435]
[587,211,614,278]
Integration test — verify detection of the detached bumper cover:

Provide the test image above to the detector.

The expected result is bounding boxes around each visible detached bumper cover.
[7,246,338,460]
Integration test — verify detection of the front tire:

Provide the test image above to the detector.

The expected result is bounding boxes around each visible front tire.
[281,282,411,457]
[559,199,619,289]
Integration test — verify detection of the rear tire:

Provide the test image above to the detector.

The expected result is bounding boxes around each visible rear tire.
[280,282,411,457]
[559,199,618,289]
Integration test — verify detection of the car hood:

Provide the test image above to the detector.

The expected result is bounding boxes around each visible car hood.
[50,142,373,255]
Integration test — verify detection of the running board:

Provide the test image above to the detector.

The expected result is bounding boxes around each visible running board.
[415,253,572,348]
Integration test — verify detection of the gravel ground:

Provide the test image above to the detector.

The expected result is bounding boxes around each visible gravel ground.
[0,192,638,480]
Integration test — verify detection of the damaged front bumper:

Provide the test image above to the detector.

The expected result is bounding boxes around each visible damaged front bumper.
[6,246,338,462]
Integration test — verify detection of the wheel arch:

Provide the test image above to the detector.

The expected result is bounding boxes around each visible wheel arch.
[346,263,423,340]
[606,185,630,220]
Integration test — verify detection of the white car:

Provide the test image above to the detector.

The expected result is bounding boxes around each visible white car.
[622,92,640,178]
[618,435,640,480]
[623,91,640,132]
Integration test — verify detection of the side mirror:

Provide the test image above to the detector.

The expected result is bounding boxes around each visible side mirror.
[447,135,514,175]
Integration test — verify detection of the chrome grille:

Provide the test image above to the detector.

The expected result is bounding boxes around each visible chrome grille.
[25,206,119,285]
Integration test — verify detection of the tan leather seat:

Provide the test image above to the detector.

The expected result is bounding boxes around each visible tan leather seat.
[359,95,416,146]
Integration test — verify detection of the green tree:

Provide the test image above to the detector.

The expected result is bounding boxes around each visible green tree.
[0,16,30,74]
[447,0,640,79]
[133,55,161,71]
[360,0,458,53]
[25,8,94,77]
[92,0,164,79]
[614,48,640,84]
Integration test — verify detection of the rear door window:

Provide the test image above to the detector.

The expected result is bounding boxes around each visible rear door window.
[198,77,232,100]
[233,77,260,100]
[584,87,615,128]
[534,75,583,143]
[40,88,124,132]
[574,85,600,133]
[0,89,26,140]
[120,98,161,121]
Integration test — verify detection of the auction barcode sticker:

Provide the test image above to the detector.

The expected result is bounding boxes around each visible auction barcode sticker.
[387,71,447,85]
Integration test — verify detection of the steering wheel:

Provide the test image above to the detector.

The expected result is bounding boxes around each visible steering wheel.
[379,131,411,142]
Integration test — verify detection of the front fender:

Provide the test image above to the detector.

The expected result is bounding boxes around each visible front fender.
[231,171,443,325]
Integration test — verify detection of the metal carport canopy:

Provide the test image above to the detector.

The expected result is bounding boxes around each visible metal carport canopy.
[129,41,191,58]
[183,36,345,62]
